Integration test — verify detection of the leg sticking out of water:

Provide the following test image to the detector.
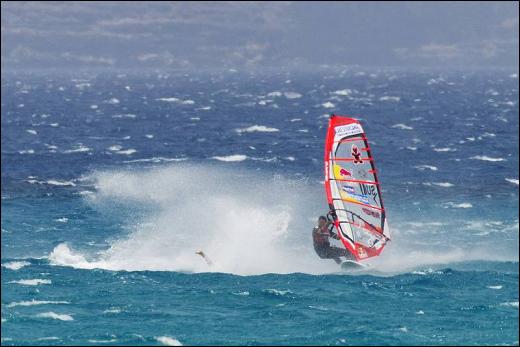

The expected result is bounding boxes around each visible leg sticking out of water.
[195,250,213,266]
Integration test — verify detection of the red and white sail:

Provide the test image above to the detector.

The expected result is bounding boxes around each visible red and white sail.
[324,115,390,261]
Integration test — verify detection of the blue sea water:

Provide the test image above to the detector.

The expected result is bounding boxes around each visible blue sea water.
[1,68,519,346]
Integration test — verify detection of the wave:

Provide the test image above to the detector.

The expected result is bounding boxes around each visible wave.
[470,155,506,162]
[8,279,51,286]
[211,155,247,162]
[235,125,279,133]
[392,123,413,130]
[7,300,70,308]
[2,261,30,270]
[36,312,73,321]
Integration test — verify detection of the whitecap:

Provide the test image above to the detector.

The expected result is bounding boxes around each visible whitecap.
[322,101,335,108]
[423,182,454,187]
[2,261,30,271]
[235,125,279,133]
[18,149,35,154]
[379,96,400,102]
[106,98,120,104]
[197,106,211,111]
[211,155,247,162]
[487,285,502,290]
[115,149,137,155]
[36,312,73,321]
[156,97,180,102]
[505,178,519,186]
[267,91,282,97]
[500,302,518,308]
[433,147,457,152]
[88,339,118,343]
[64,145,91,153]
[156,336,183,346]
[414,165,438,171]
[9,279,51,286]
[123,157,187,163]
[332,89,352,96]
[112,114,136,118]
[290,118,301,122]
[470,156,506,162]
[392,124,413,130]
[26,129,37,135]
[441,202,473,209]
[233,291,250,296]
[46,180,76,187]
[7,300,70,308]
[284,92,302,99]
[55,217,69,223]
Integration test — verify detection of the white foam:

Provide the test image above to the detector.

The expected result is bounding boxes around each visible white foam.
[433,147,457,152]
[156,97,194,105]
[290,118,301,122]
[405,146,417,151]
[267,91,282,97]
[145,134,155,138]
[55,217,69,223]
[123,157,187,163]
[115,149,137,155]
[322,101,335,108]
[112,114,136,118]
[106,98,120,104]
[441,202,473,209]
[197,106,211,111]
[416,310,424,315]
[26,129,38,135]
[423,182,454,187]
[505,178,519,186]
[487,285,503,290]
[211,155,247,162]
[46,180,76,187]
[392,124,413,130]
[233,291,250,296]
[19,149,35,154]
[265,289,292,296]
[414,165,438,171]
[9,279,51,286]
[2,261,30,271]
[156,336,183,346]
[7,300,70,308]
[332,89,352,96]
[36,312,73,321]
[88,339,117,343]
[64,145,91,153]
[470,156,506,162]
[500,302,519,308]
[284,92,302,99]
[48,165,337,275]
[379,96,400,102]
[156,97,180,102]
[235,125,279,134]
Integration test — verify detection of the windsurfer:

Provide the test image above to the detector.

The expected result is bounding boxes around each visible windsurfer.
[312,214,355,264]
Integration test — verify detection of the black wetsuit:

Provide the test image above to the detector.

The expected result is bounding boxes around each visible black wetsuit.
[312,224,354,264]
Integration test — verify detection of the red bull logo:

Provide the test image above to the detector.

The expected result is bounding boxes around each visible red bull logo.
[339,168,352,177]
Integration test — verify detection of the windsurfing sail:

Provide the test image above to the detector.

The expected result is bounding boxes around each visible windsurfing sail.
[324,115,390,261]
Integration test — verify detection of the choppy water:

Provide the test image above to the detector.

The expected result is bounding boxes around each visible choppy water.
[1,69,518,345]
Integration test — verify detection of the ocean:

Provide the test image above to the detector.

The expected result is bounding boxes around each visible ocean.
[1,68,518,345]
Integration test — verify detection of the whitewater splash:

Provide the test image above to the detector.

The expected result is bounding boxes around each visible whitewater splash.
[49,164,336,275]
[48,164,518,275]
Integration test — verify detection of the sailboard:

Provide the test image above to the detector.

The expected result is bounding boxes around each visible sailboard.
[324,115,390,262]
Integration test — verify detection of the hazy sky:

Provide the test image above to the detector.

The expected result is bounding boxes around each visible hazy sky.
[1,1,518,70]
